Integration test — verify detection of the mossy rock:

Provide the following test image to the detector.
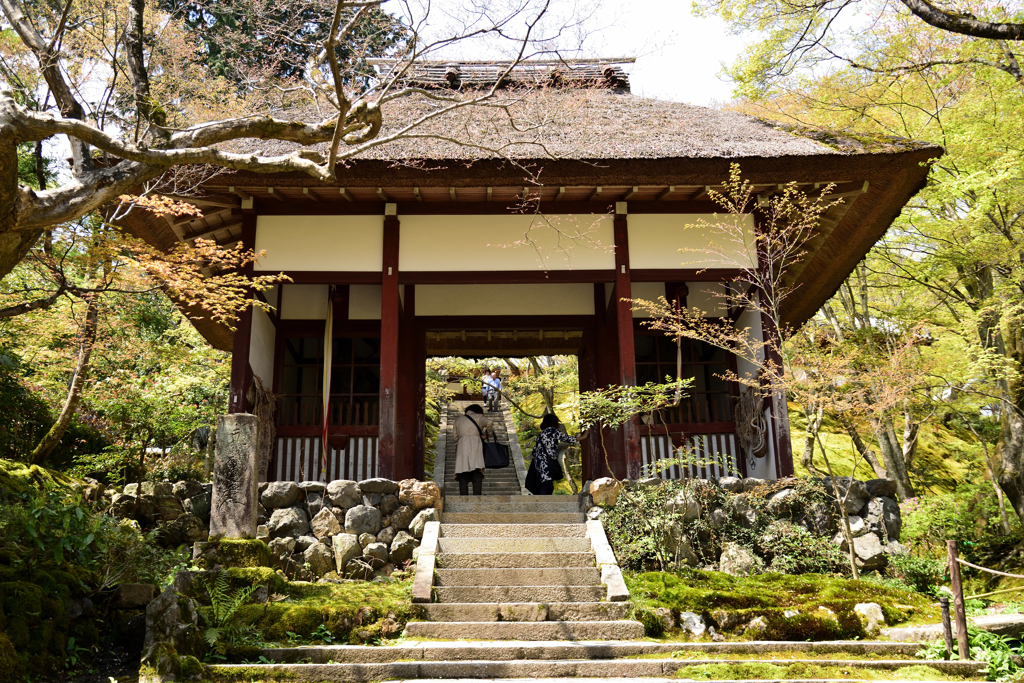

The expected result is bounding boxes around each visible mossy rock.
[194,539,271,569]
[626,569,936,641]
[139,641,208,683]
[0,458,77,498]
[225,567,288,594]
[0,633,23,681]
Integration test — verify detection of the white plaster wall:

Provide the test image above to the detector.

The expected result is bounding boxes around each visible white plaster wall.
[399,215,615,271]
[350,285,382,320]
[254,215,384,271]
[628,214,757,270]
[688,282,727,318]
[416,283,595,316]
[281,284,328,319]
[631,282,665,318]
[249,306,276,385]
[734,306,765,383]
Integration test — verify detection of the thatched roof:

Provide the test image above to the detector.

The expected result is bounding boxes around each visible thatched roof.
[224,88,934,163]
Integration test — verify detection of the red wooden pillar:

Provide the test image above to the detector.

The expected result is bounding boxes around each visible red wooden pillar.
[613,206,641,478]
[396,284,420,480]
[228,210,257,413]
[378,207,400,479]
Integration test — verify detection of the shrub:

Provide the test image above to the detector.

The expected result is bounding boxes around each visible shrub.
[886,553,947,596]
[756,520,848,575]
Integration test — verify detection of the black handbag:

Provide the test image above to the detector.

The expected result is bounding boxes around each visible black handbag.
[466,415,511,469]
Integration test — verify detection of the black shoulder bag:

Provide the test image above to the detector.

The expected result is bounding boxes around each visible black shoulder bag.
[466,415,511,469]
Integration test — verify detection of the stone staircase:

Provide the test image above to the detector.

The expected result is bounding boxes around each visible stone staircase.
[406,494,642,641]
[437,400,525,496]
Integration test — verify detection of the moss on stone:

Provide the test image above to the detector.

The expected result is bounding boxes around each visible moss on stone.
[0,458,76,498]
[225,567,287,594]
[671,662,957,680]
[195,539,271,569]
[627,569,937,641]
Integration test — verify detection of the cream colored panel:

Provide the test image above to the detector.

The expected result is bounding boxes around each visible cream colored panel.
[399,215,614,271]
[631,282,665,318]
[350,285,382,320]
[417,284,595,316]
[628,214,756,269]
[281,284,328,319]
[254,215,383,271]
[688,282,727,318]
[249,307,276,385]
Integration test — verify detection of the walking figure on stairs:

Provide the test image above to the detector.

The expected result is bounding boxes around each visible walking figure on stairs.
[454,404,493,495]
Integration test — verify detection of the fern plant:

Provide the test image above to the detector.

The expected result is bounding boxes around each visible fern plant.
[201,572,258,655]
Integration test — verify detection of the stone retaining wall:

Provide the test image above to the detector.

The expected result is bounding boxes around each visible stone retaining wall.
[109,477,441,581]
[582,475,903,571]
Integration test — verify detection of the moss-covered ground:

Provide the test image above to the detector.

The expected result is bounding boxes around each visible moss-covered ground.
[206,568,416,660]
[626,570,938,640]
[669,662,965,680]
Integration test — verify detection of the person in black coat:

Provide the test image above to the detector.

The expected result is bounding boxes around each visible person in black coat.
[525,413,588,495]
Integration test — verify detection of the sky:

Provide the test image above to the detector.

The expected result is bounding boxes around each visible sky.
[587,0,749,105]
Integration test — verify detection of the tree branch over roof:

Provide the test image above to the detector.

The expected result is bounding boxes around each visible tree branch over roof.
[895,0,1024,40]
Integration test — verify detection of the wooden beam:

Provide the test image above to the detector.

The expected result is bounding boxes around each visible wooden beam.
[486,187,492,201]
[588,186,603,201]
[624,186,640,200]
[267,187,286,201]
[691,186,713,201]
[413,187,422,202]
[556,186,566,201]
[378,213,401,479]
[377,187,390,202]
[656,186,675,201]
[450,187,457,202]
[303,188,321,202]
[184,218,243,241]
[339,188,353,202]
[165,193,240,209]
[228,186,252,201]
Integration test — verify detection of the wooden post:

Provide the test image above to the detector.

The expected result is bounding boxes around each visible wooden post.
[940,597,953,660]
[378,206,400,479]
[613,206,640,478]
[947,540,970,660]
[228,211,257,414]
[758,292,795,478]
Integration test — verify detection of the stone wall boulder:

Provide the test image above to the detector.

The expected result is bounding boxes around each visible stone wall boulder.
[390,531,418,564]
[268,506,310,539]
[590,477,622,506]
[327,480,362,509]
[261,482,300,509]
[409,508,439,539]
[399,479,441,510]
[310,508,341,539]
[345,505,383,536]
[333,533,361,573]
[359,478,399,494]
[719,542,763,577]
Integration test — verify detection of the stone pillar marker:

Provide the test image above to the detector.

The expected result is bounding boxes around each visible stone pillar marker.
[209,413,259,538]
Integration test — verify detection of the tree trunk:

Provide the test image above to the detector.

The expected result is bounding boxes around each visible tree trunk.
[528,356,556,414]
[838,414,887,479]
[30,294,100,464]
[870,415,916,500]
[998,395,1024,521]
[802,402,825,475]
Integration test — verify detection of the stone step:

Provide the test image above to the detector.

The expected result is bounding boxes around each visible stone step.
[438,538,592,553]
[418,602,631,622]
[442,513,586,524]
[435,567,601,587]
[440,524,587,538]
[444,498,580,513]
[436,552,595,568]
[404,621,645,641]
[433,585,606,603]
[210,658,983,681]
[253,640,936,664]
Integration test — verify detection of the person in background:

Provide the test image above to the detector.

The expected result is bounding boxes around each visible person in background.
[481,368,495,406]
[453,404,493,495]
[525,413,587,495]
[487,370,502,411]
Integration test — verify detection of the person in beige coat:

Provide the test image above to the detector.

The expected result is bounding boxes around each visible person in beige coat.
[454,404,493,495]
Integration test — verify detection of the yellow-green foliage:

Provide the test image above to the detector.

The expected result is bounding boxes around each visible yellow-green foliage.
[225,567,288,594]
[0,458,76,498]
[627,570,936,641]
[788,404,982,491]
